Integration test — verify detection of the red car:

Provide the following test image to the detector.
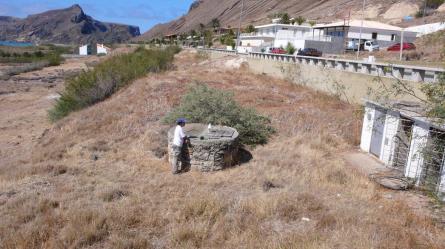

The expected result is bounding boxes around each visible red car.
[387,43,416,51]
[270,48,287,54]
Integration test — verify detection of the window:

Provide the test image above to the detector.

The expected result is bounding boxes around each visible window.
[372,32,378,40]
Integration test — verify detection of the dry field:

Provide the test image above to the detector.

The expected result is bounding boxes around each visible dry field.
[1,50,445,248]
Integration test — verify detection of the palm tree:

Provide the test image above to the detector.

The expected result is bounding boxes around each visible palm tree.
[245,25,256,33]
[211,18,220,31]
[295,16,306,26]
[279,13,291,24]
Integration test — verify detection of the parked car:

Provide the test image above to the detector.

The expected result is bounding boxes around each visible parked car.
[270,48,287,54]
[297,48,322,57]
[387,43,416,51]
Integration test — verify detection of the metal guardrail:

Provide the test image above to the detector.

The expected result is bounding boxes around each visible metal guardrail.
[199,48,445,83]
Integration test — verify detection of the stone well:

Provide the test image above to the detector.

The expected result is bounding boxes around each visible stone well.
[168,123,239,172]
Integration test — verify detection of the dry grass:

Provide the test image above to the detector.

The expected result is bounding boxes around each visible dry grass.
[1,50,445,248]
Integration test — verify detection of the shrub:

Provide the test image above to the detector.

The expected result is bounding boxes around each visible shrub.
[285,42,296,55]
[49,46,181,122]
[46,53,63,66]
[163,84,275,146]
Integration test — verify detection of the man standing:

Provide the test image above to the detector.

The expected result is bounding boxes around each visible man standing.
[171,118,187,174]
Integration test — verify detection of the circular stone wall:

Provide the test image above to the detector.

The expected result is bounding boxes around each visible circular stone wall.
[168,123,239,172]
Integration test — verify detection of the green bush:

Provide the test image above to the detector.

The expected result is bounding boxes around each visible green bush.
[49,46,181,122]
[285,42,296,55]
[46,53,63,66]
[163,84,275,146]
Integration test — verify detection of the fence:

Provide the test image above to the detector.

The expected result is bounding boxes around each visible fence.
[198,48,445,83]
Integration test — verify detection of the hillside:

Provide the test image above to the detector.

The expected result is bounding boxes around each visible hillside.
[1,49,445,248]
[139,0,433,39]
[0,5,140,44]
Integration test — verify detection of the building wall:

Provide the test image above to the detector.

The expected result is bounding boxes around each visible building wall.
[360,105,375,152]
[79,45,88,56]
[406,22,445,37]
[305,37,344,54]
[97,44,108,54]
[405,122,430,180]
[380,112,400,164]
[348,27,417,47]
[240,39,264,47]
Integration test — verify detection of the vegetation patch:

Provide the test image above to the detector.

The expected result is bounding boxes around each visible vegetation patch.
[49,46,181,121]
[163,84,275,146]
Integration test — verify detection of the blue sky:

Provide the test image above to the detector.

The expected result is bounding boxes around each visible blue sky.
[0,0,195,32]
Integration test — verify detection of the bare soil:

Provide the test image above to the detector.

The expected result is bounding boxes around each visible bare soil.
[1,50,445,248]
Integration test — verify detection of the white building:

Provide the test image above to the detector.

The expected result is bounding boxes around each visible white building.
[238,23,342,54]
[406,22,445,37]
[315,20,418,48]
[361,100,445,200]
[97,44,110,55]
[79,44,89,56]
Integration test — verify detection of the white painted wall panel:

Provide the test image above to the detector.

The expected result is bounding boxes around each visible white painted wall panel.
[405,123,430,180]
[360,106,375,152]
[380,113,400,164]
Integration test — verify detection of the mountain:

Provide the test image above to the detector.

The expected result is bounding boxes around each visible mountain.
[139,0,434,40]
[0,5,140,44]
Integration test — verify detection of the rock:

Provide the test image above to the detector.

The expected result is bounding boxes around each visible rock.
[438,3,445,12]
[91,154,99,161]
[374,176,411,190]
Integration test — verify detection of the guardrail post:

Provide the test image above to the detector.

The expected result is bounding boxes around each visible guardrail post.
[360,64,370,74]
[348,62,357,72]
[309,59,316,66]
[411,69,424,82]
[392,67,404,80]
[336,61,344,70]
[201,49,443,83]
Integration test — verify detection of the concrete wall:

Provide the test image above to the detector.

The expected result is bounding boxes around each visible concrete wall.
[242,55,426,104]
[405,122,430,181]
[380,112,400,164]
[305,37,344,54]
[79,45,88,56]
[360,105,375,152]
[406,22,445,37]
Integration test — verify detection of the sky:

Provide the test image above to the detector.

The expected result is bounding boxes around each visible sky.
[0,0,195,33]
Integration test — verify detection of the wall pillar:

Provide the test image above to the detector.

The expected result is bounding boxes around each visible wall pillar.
[360,105,376,152]
[380,112,400,164]
[405,122,430,182]
[438,165,445,201]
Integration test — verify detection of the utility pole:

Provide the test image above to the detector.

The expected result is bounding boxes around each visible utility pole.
[235,0,245,53]
[399,28,404,61]
[356,0,366,60]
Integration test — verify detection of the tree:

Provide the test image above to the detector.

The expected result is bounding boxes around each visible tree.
[285,42,296,55]
[211,18,220,31]
[295,16,306,26]
[308,20,316,27]
[204,30,214,48]
[279,13,291,24]
[199,23,205,34]
[245,24,256,33]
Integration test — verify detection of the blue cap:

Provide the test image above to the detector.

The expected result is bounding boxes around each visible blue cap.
[176,118,187,124]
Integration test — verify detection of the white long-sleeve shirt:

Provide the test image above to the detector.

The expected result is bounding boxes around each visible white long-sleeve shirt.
[173,125,186,147]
